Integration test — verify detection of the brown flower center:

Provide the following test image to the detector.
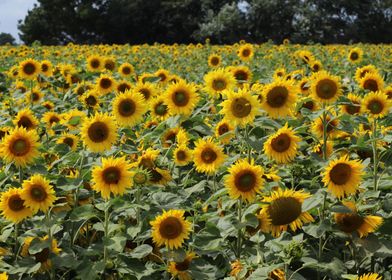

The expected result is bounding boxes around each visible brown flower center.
[176,150,187,161]
[122,66,131,75]
[49,116,60,124]
[8,194,25,212]
[41,64,49,72]
[30,184,48,202]
[104,61,115,71]
[99,78,112,89]
[234,70,248,81]
[32,92,40,102]
[17,116,34,129]
[85,95,97,106]
[210,57,219,66]
[103,167,121,184]
[23,63,36,75]
[154,102,168,116]
[150,169,163,183]
[11,138,30,156]
[212,79,226,91]
[330,163,352,185]
[218,124,229,135]
[87,122,109,143]
[90,59,100,69]
[316,79,338,100]
[118,99,136,117]
[139,88,151,100]
[201,148,217,164]
[367,100,383,114]
[117,83,131,93]
[241,48,251,57]
[302,100,314,110]
[345,102,360,115]
[337,214,364,233]
[350,52,359,60]
[271,133,291,152]
[268,197,302,226]
[159,216,183,239]
[35,247,50,263]
[175,258,191,271]
[231,97,251,118]
[267,86,288,108]
[235,171,257,192]
[63,137,74,148]
[363,79,378,92]
[172,90,189,107]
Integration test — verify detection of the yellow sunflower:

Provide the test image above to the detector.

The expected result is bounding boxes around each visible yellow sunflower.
[384,85,392,100]
[81,113,118,153]
[60,110,87,130]
[263,124,301,164]
[26,88,44,104]
[322,155,364,199]
[40,60,53,76]
[118,62,134,78]
[165,81,199,116]
[348,48,363,63]
[42,112,61,129]
[204,68,236,98]
[237,43,254,61]
[18,59,40,80]
[151,97,170,121]
[87,55,104,72]
[92,156,133,199]
[112,90,147,127]
[269,268,286,280]
[356,273,382,280]
[20,174,56,213]
[0,272,7,280]
[116,80,132,94]
[150,209,191,249]
[342,93,362,115]
[355,65,379,83]
[173,145,193,166]
[334,202,383,238]
[359,73,384,92]
[259,188,314,237]
[310,71,342,104]
[155,69,170,83]
[56,133,79,151]
[208,54,221,67]
[0,188,34,223]
[312,140,333,158]
[96,74,116,95]
[0,127,40,167]
[311,113,340,139]
[133,82,157,103]
[361,91,391,118]
[193,138,226,174]
[225,159,264,202]
[103,56,116,71]
[230,65,253,83]
[215,119,235,144]
[261,79,297,118]
[149,168,172,186]
[168,252,196,280]
[13,108,39,130]
[219,88,260,126]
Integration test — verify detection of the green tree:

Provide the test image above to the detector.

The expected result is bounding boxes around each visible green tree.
[0,33,16,45]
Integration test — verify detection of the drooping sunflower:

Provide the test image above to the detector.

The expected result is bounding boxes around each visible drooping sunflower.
[92,156,133,199]
[310,71,342,104]
[86,55,103,72]
[359,72,384,92]
[219,88,260,126]
[208,54,221,67]
[173,145,193,166]
[20,174,56,213]
[151,97,170,120]
[322,155,364,199]
[261,79,297,118]
[18,59,40,80]
[80,113,118,153]
[13,108,39,130]
[237,43,254,61]
[355,273,382,280]
[230,65,253,83]
[96,74,116,95]
[168,252,196,280]
[355,65,379,83]
[361,91,391,118]
[342,93,362,115]
[311,113,340,139]
[259,188,314,237]
[118,62,134,78]
[112,90,147,127]
[263,124,301,164]
[0,127,40,167]
[225,159,264,202]
[334,202,383,238]
[0,188,34,223]
[165,81,199,116]
[193,138,226,174]
[149,167,172,186]
[215,119,235,144]
[348,47,363,63]
[204,68,236,98]
[150,209,191,249]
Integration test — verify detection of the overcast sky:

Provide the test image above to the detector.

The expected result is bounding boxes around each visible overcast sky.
[0,0,37,42]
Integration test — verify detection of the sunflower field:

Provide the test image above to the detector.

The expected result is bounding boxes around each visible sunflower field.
[0,42,391,280]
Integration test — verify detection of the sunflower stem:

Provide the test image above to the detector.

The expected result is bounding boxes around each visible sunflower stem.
[236,199,243,259]
[244,126,251,163]
[103,200,110,268]
[371,118,378,191]
[321,109,328,161]
[136,185,141,226]
[18,166,23,185]
[14,223,19,262]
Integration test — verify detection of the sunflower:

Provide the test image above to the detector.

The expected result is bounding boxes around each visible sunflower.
[20,174,56,213]
[309,71,342,104]
[359,73,384,92]
[334,202,383,238]
[92,157,133,199]
[0,188,33,223]
[176,128,189,146]
[118,62,134,78]
[86,55,103,72]
[342,93,362,115]
[208,54,221,67]
[155,69,170,83]
[355,273,382,280]
[42,101,54,110]
[230,65,253,83]
[0,127,40,167]
[42,112,61,129]
[112,90,147,127]
[361,91,391,118]
[261,79,297,118]
[193,138,226,174]
[311,113,340,139]
[149,168,172,186]
[74,82,93,96]
[355,65,379,83]
[13,108,39,130]
[116,80,132,93]
[151,97,170,120]
[237,44,254,61]
[215,119,234,144]
[165,81,199,116]
[60,109,86,130]
[133,82,157,103]
[225,159,264,202]
[348,47,363,63]
[168,252,196,280]
[137,148,160,170]
[273,68,286,79]
[269,268,286,280]
[173,145,193,166]
[263,124,301,164]
[40,60,53,76]
[384,85,392,100]
[259,188,314,237]
[219,88,260,126]
[18,59,40,80]
[0,272,7,280]
[299,97,319,112]
[312,140,333,158]
[103,57,116,71]
[96,74,116,95]
[80,90,100,109]
[150,209,191,249]
[162,127,179,148]
[322,155,364,199]
[204,69,236,98]
[81,113,118,153]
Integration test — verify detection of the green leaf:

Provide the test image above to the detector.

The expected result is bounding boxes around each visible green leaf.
[129,244,152,259]
[28,238,50,254]
[330,205,353,213]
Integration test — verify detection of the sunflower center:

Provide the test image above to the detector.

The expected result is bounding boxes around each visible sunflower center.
[363,79,378,92]
[122,66,131,75]
[11,139,30,156]
[155,103,168,116]
[337,214,364,233]
[158,73,167,82]
[139,89,150,100]
[100,78,112,89]
[118,99,136,117]
[367,100,383,114]
[41,64,49,72]
[117,83,131,93]
[35,248,50,263]
[345,102,360,115]
[386,91,392,100]
[173,90,189,106]
[231,97,251,118]
[32,93,40,101]
[105,61,115,71]
[150,169,162,183]
[234,70,248,81]
[313,64,320,72]
[86,96,97,106]
[87,122,109,143]
[90,59,100,69]
[176,150,187,161]
[8,194,25,211]
[326,119,337,133]
[103,167,121,184]
[268,197,302,226]
[267,86,288,108]
[235,171,256,192]
[302,100,314,110]
[63,137,74,147]
[175,258,191,271]
[201,148,217,164]
[242,49,251,57]
[18,116,33,129]
[30,184,48,202]
[271,133,291,152]
[212,79,226,91]
[164,132,176,145]
[350,52,359,60]
[218,124,229,135]
[330,163,352,185]
[316,79,337,100]
[49,116,60,124]
[159,216,183,239]
[211,57,219,66]
[23,63,36,75]
[139,158,155,169]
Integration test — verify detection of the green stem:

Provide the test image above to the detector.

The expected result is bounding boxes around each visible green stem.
[18,166,23,184]
[372,118,378,191]
[14,223,18,262]
[236,199,243,259]
[136,185,141,225]
[321,110,328,161]
[103,200,110,266]
[244,126,251,163]
[46,211,55,280]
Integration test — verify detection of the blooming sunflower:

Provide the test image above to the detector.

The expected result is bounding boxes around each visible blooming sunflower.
[20,174,56,213]
[42,112,61,129]
[334,202,383,238]
[259,188,314,237]
[215,119,234,144]
[40,60,53,76]
[27,88,44,104]
[92,157,133,199]
[269,268,286,280]
[155,69,170,83]
[0,188,33,223]
[348,48,363,63]
[96,74,116,95]
[208,54,221,67]
[230,65,253,83]
[361,91,391,118]
[355,65,379,83]
[103,57,116,71]
[261,79,297,118]
[312,140,333,158]
[112,90,147,127]
[165,81,199,116]
[81,113,118,153]
[18,59,40,80]
[384,85,392,100]
[204,69,236,98]
[310,71,342,104]
[342,93,362,115]
[237,43,254,61]
[150,209,191,249]
[193,138,226,174]
[225,159,264,202]
[311,113,340,139]
[118,62,134,78]
[56,133,79,151]
[355,273,382,280]
[150,97,170,121]
[173,145,193,166]
[13,108,39,130]
[133,82,157,103]
[87,55,103,72]
[168,252,196,280]
[359,73,384,92]
[322,155,364,199]
[263,124,301,164]
[0,127,40,167]
[116,80,132,93]
[219,88,260,126]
